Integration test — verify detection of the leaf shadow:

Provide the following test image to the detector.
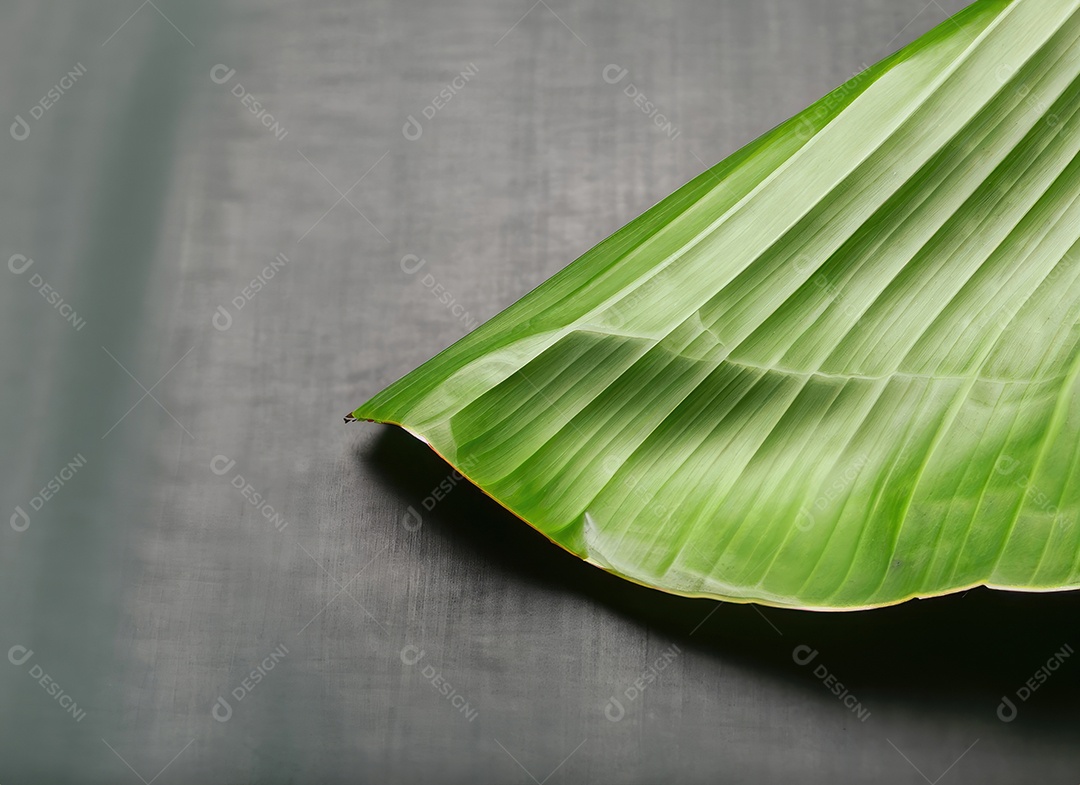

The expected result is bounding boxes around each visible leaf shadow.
[359,423,1080,739]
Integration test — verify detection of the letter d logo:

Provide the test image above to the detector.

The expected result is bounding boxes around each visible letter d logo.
[602,64,628,84]
[210,64,236,84]
[794,507,816,533]
[212,696,233,722]
[10,115,30,141]
[995,455,1020,476]
[10,506,30,532]
[604,697,625,722]
[997,695,1018,723]
[400,254,426,275]
[402,115,423,141]
[402,506,423,532]
[8,254,33,275]
[210,455,236,476]
[212,305,233,331]
[8,645,33,666]
[795,116,816,142]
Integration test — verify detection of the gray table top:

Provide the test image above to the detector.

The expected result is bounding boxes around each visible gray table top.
[2,0,1078,782]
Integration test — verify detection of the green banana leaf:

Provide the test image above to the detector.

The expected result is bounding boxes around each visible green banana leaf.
[352,0,1080,610]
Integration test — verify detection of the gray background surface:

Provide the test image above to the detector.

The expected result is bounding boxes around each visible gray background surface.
[2,0,1079,782]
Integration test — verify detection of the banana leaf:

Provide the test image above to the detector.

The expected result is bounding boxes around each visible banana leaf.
[351,0,1080,610]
